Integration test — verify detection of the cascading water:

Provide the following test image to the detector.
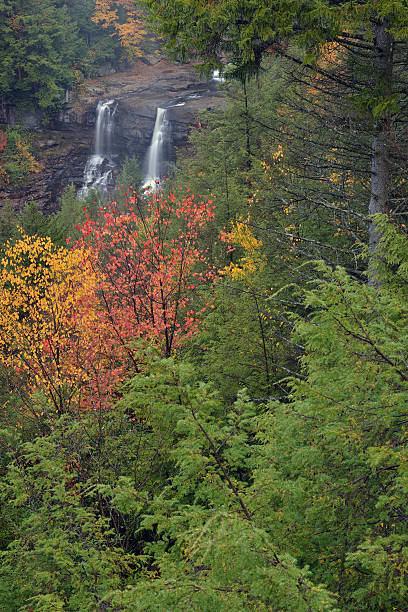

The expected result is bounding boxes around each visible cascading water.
[143,94,211,191]
[79,99,117,198]
[212,69,225,83]
[142,107,169,191]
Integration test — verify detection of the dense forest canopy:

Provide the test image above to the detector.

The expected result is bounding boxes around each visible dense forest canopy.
[0,0,149,114]
[0,1,408,611]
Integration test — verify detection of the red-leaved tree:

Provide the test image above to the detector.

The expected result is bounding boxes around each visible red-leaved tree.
[76,189,217,359]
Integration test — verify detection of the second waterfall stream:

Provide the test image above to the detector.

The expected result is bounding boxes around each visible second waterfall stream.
[142,107,169,191]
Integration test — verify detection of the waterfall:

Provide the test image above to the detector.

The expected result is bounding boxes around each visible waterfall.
[79,99,117,198]
[142,107,169,191]
[212,69,225,83]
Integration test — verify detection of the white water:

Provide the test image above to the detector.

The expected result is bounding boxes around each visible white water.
[142,107,169,191]
[212,69,225,83]
[79,99,117,198]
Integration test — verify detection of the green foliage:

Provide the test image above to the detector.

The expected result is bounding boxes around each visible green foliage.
[0,0,85,114]
[18,201,50,238]
[47,184,88,246]
[0,183,106,263]
[249,226,408,609]
[2,0,408,604]
[108,356,336,611]
[0,421,136,610]
[187,283,273,401]
[143,0,307,78]
[370,214,408,293]
[0,381,182,611]
[0,202,18,249]
[0,126,41,187]
[143,0,408,80]
[3,184,103,251]
[0,0,127,114]
[114,156,143,207]
[174,55,368,400]
[117,156,142,190]
[65,0,124,76]
[114,222,408,611]
[1,220,408,609]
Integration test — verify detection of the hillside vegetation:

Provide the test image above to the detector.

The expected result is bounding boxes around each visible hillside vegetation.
[1,1,408,610]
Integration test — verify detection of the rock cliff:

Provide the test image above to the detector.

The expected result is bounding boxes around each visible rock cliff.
[0,60,224,213]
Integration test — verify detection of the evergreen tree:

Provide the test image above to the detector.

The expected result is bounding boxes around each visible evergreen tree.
[249,218,408,609]
[144,0,408,277]
[0,416,138,610]
[65,0,124,75]
[0,0,85,114]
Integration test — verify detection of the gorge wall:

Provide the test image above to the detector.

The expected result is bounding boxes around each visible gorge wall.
[0,59,224,212]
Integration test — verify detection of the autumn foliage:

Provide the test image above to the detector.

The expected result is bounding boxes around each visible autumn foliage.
[76,190,217,358]
[92,0,147,57]
[0,191,217,414]
[0,232,100,413]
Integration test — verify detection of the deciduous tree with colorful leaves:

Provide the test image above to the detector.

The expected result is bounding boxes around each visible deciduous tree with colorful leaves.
[0,231,102,415]
[76,189,217,358]
[0,191,218,416]
[93,0,147,58]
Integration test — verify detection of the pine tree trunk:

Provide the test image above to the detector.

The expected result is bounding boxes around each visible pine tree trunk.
[368,18,394,284]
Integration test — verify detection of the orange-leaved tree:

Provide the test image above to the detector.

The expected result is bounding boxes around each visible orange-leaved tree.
[92,0,147,58]
[76,189,217,358]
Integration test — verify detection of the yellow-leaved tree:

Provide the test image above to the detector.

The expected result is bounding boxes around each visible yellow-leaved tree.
[0,231,101,415]
[221,216,266,283]
[92,0,147,58]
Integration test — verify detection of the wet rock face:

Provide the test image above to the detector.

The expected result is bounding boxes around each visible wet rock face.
[85,61,224,180]
[0,129,94,213]
[0,60,224,213]
[113,98,214,171]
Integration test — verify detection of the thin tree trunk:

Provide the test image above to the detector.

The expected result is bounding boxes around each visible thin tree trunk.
[368,18,394,284]
[243,80,252,169]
